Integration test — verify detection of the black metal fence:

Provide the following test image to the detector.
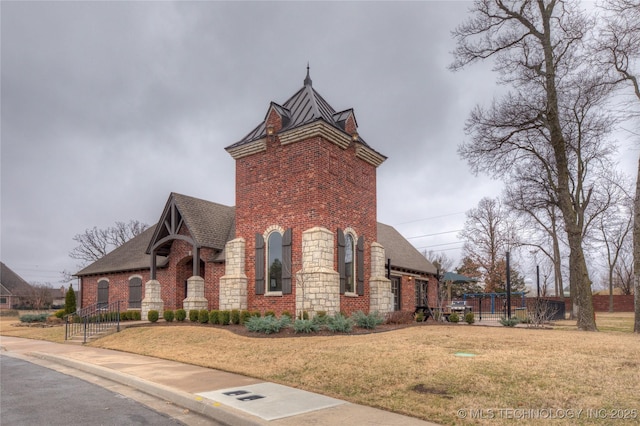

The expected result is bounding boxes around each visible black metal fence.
[457,293,566,322]
[65,300,121,343]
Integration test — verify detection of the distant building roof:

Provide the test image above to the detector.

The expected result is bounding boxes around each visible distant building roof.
[0,262,33,295]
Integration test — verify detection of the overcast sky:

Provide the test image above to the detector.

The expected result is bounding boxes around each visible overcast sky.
[2,1,636,286]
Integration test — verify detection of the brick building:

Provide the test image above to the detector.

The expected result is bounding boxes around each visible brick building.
[76,70,438,319]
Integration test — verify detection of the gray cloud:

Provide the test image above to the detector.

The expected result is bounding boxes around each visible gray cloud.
[3,1,630,285]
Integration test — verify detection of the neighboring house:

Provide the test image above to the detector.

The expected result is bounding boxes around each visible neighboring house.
[76,70,438,319]
[0,262,34,309]
[48,286,68,308]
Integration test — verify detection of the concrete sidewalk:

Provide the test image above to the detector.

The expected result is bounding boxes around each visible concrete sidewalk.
[0,336,437,426]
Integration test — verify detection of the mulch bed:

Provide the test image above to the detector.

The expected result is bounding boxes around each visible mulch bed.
[123,319,434,338]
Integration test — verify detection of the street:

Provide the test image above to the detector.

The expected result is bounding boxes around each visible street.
[1,354,206,426]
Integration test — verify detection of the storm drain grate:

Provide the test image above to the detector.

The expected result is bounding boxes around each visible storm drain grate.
[237,394,265,401]
[223,390,249,396]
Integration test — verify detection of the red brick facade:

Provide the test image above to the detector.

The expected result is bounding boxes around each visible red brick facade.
[235,124,378,316]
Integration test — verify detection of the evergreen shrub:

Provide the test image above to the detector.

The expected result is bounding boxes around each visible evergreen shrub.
[189,310,199,322]
[164,310,175,322]
[175,309,186,322]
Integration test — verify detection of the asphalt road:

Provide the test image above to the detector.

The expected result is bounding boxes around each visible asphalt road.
[1,355,190,426]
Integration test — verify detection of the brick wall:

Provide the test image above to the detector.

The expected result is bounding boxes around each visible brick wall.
[234,128,378,316]
[80,237,224,312]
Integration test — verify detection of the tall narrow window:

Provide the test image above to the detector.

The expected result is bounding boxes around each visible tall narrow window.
[128,277,142,309]
[344,234,355,293]
[97,279,109,308]
[267,232,283,292]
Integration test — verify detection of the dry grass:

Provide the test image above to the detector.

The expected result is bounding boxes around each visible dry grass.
[1,312,638,425]
[0,312,65,343]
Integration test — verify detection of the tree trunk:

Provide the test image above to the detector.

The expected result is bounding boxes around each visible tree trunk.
[634,156,640,333]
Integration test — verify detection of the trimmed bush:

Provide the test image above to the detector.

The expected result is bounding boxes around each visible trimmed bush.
[240,310,251,324]
[265,310,276,317]
[281,310,292,319]
[415,312,425,322]
[189,310,199,322]
[230,309,241,325]
[500,317,519,327]
[209,310,220,325]
[164,310,175,322]
[245,315,291,334]
[293,319,320,334]
[449,312,460,323]
[220,310,231,325]
[465,312,475,324]
[352,311,385,329]
[148,310,159,323]
[327,313,353,333]
[198,309,209,324]
[120,311,130,321]
[54,309,65,319]
[19,313,49,323]
[175,309,186,322]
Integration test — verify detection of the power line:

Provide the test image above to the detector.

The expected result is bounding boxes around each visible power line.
[396,211,466,225]
[406,229,463,240]
[417,241,464,249]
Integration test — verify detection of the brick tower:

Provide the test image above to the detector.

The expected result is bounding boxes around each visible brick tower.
[224,68,391,317]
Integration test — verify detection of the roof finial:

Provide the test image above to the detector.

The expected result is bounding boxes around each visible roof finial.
[304,62,312,86]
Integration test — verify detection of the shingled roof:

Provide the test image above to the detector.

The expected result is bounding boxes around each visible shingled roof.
[377,223,437,275]
[75,225,167,276]
[160,192,235,251]
[0,262,33,295]
[226,67,377,151]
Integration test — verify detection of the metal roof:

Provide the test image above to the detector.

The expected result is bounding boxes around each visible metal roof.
[226,68,374,150]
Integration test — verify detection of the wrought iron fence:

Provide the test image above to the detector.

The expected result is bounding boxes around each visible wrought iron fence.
[65,300,121,343]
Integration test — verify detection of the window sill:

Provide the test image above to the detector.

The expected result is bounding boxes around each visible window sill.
[344,292,358,298]
[265,291,283,297]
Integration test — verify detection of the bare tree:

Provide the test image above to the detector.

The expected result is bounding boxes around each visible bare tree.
[450,0,617,330]
[20,283,54,311]
[597,0,640,332]
[594,187,633,311]
[70,219,149,265]
[459,197,518,292]
[424,250,455,273]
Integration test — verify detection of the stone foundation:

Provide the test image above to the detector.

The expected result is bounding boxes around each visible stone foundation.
[141,279,164,321]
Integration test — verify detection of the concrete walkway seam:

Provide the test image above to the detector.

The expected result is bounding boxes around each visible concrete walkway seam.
[29,352,262,426]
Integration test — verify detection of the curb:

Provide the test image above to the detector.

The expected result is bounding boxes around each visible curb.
[28,352,263,426]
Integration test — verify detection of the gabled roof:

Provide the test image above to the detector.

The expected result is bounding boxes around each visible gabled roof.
[146,193,235,255]
[226,68,374,151]
[75,225,167,277]
[76,194,235,277]
[377,223,437,275]
[0,262,33,295]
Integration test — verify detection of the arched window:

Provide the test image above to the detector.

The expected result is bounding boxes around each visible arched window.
[128,276,142,309]
[338,228,365,296]
[97,279,109,308]
[267,231,283,292]
[255,227,292,295]
[344,233,355,293]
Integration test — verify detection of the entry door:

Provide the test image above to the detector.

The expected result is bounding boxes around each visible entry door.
[391,276,401,311]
